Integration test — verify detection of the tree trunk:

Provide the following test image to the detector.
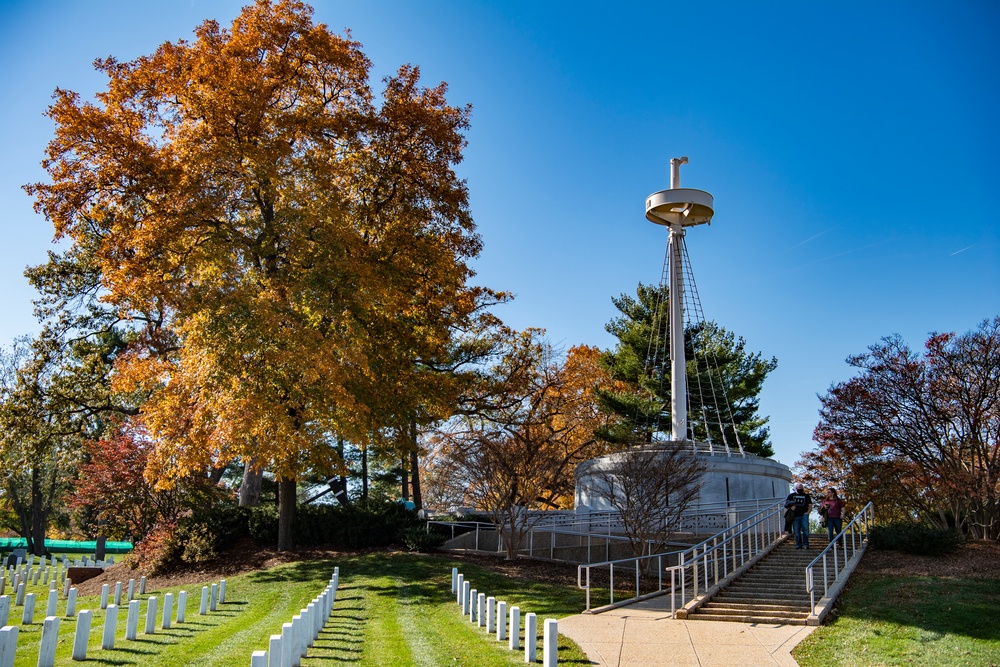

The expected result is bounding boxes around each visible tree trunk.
[239,460,264,507]
[277,477,296,552]
[336,436,349,506]
[361,446,369,502]
[400,455,409,501]
[30,466,47,556]
[410,448,422,511]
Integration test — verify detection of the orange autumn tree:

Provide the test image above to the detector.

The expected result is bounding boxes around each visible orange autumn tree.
[27,0,493,550]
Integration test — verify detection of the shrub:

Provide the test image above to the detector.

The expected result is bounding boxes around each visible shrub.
[400,525,446,552]
[870,522,962,556]
[246,500,421,548]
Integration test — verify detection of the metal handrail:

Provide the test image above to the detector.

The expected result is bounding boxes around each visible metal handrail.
[805,502,874,615]
[577,500,785,612]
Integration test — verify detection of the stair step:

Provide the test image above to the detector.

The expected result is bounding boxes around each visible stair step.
[698,606,808,619]
[689,613,809,625]
[702,602,807,614]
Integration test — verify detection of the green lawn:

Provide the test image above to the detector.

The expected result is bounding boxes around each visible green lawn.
[794,574,1000,667]
[5,552,591,666]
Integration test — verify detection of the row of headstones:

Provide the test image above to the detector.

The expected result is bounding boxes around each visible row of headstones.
[3,553,114,574]
[249,568,340,667]
[0,579,228,667]
[451,568,559,666]
[1,574,150,621]
[0,558,116,595]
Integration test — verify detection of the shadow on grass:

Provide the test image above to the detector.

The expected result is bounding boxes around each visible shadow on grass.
[838,575,1000,641]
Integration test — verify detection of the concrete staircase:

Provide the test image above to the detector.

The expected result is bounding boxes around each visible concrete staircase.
[687,536,820,625]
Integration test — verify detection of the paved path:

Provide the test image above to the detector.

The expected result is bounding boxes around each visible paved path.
[559,595,816,667]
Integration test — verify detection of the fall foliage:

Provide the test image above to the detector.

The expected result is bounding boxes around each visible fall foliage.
[26,0,496,549]
[803,316,1000,539]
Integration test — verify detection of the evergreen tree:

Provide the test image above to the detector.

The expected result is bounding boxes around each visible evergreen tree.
[597,283,777,457]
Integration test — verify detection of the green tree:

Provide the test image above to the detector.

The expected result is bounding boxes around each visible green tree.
[26,0,498,550]
[597,283,777,457]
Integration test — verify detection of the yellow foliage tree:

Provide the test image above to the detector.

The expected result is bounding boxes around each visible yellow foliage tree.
[26,0,495,550]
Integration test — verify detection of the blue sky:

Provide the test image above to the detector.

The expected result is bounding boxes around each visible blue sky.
[1,0,997,470]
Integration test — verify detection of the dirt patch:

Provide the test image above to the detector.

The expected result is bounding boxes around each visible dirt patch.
[857,540,1000,579]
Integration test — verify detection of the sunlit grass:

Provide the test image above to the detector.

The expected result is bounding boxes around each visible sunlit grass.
[794,574,1000,667]
[6,552,590,666]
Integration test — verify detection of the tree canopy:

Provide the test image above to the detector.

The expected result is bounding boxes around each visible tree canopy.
[25,0,498,549]
[803,316,1000,539]
[597,283,777,457]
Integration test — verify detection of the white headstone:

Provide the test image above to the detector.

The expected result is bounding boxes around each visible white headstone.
[14,584,24,607]
[127,579,135,601]
[21,593,35,625]
[220,579,227,604]
[0,625,17,667]
[477,593,485,628]
[103,604,118,649]
[509,606,521,650]
[67,588,78,617]
[177,590,187,623]
[200,586,209,615]
[280,622,294,667]
[268,634,282,667]
[451,567,458,593]
[162,593,173,629]
[456,573,464,604]
[251,650,268,667]
[469,588,477,622]
[100,584,109,609]
[37,616,60,667]
[525,612,537,663]
[144,596,158,634]
[497,601,507,642]
[125,600,140,640]
[45,589,57,617]
[139,576,146,595]
[0,596,9,627]
[543,618,558,667]
[487,596,496,633]
[114,581,123,606]
[73,609,92,660]
[210,583,218,612]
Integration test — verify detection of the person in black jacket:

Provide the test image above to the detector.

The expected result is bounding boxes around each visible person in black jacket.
[785,483,813,549]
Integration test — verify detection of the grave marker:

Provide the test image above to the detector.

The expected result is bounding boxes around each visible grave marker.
[0,625,16,667]
[73,609,92,660]
[102,604,118,650]
[144,596,158,634]
[21,593,35,625]
[0,596,9,627]
[497,601,507,642]
[525,612,537,663]
[67,588,78,617]
[37,616,59,667]
[162,593,173,629]
[543,618,558,667]
[268,634,281,667]
[125,600,139,640]
[509,606,521,650]
[178,590,187,623]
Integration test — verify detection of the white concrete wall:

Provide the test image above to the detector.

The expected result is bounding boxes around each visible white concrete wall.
[574,446,792,512]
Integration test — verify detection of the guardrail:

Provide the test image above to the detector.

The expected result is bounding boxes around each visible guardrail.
[576,501,785,613]
[806,501,874,617]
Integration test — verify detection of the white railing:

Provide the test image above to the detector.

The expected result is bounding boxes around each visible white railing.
[577,501,785,612]
[426,521,498,551]
[806,502,874,615]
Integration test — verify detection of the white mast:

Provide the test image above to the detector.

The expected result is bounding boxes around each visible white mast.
[645,157,714,441]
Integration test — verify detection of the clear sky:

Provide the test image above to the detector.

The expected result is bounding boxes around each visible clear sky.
[1,0,998,471]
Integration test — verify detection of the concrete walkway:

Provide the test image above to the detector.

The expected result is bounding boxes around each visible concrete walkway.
[559,595,816,667]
